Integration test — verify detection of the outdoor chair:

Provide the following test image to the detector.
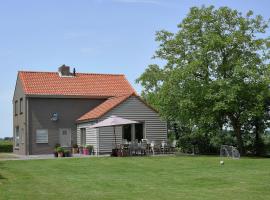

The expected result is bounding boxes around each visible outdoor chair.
[150,141,161,155]
[170,140,177,153]
[161,141,169,154]
[141,140,148,155]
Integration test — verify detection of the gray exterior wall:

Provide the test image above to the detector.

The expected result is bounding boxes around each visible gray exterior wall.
[77,96,167,154]
[13,78,27,155]
[28,98,105,154]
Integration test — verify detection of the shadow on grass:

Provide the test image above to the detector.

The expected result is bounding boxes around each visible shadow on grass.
[0,162,6,180]
[0,174,5,180]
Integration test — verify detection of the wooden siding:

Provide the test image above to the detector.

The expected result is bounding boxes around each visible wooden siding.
[77,122,99,154]
[98,96,167,154]
[76,96,167,154]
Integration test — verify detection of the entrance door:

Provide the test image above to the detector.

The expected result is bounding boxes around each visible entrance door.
[59,128,71,147]
[135,123,144,142]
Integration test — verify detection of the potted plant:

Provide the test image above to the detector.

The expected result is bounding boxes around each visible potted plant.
[64,150,70,157]
[56,147,64,157]
[54,143,60,157]
[87,145,94,155]
[72,144,79,154]
[83,146,89,155]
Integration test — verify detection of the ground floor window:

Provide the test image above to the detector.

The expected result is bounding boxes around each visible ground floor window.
[122,123,144,142]
[15,126,19,148]
[80,128,86,146]
[36,129,48,143]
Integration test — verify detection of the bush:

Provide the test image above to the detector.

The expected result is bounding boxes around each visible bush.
[0,141,13,152]
[56,147,64,153]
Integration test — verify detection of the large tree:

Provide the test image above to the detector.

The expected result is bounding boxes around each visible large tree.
[137,6,270,154]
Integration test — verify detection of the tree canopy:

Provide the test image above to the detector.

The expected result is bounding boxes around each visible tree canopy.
[136,6,270,155]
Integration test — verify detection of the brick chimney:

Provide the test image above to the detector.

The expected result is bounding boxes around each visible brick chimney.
[58,65,71,76]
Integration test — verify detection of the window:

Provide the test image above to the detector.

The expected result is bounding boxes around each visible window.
[19,98,23,114]
[21,128,24,144]
[15,126,20,148]
[122,124,132,142]
[135,123,144,142]
[36,129,48,143]
[80,128,86,146]
[14,100,18,116]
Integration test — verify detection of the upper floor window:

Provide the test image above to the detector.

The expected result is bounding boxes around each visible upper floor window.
[14,100,18,116]
[19,98,23,114]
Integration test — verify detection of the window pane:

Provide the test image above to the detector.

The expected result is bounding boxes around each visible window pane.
[15,127,19,148]
[36,129,48,143]
[122,125,131,141]
[15,101,18,115]
[135,123,144,142]
[20,98,23,114]
[80,128,86,146]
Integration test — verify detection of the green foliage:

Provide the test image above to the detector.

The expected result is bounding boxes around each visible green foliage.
[0,141,13,152]
[56,147,64,153]
[137,6,270,155]
[86,145,94,151]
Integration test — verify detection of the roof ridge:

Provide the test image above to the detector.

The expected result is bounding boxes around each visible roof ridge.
[18,71,125,76]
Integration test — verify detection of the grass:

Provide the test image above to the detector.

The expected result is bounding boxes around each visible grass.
[0,156,269,200]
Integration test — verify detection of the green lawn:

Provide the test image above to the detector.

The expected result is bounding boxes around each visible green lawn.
[0,156,269,200]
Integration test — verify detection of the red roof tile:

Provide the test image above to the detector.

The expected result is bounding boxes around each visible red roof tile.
[77,94,133,122]
[19,71,135,97]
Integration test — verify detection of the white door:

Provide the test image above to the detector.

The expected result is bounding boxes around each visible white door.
[59,128,71,147]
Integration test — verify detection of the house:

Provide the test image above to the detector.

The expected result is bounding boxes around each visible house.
[13,65,167,155]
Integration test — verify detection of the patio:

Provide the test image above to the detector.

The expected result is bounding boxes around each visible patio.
[111,139,177,157]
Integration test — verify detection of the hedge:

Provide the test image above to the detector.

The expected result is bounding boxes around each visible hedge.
[0,141,13,152]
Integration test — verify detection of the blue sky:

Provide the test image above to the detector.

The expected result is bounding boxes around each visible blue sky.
[1,0,270,137]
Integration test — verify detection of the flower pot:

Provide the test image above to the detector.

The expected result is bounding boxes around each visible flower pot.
[72,148,78,154]
[111,149,118,157]
[58,152,64,157]
[64,151,70,157]
[83,148,89,155]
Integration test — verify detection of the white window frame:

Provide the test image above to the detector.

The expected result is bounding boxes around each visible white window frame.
[36,129,48,144]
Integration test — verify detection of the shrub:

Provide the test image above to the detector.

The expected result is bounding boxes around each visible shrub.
[0,141,13,152]
[56,147,64,153]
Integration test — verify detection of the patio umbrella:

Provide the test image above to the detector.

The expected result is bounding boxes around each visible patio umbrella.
[90,115,138,149]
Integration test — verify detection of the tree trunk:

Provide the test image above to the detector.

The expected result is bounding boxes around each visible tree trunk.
[230,117,244,155]
[254,119,264,156]
[254,124,260,156]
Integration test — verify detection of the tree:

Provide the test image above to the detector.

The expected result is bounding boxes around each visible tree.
[137,6,270,155]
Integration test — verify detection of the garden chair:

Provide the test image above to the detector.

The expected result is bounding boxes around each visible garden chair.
[161,140,169,154]
[170,140,177,153]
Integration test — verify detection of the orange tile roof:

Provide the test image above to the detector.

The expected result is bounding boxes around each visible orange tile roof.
[19,71,135,97]
[77,94,133,122]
